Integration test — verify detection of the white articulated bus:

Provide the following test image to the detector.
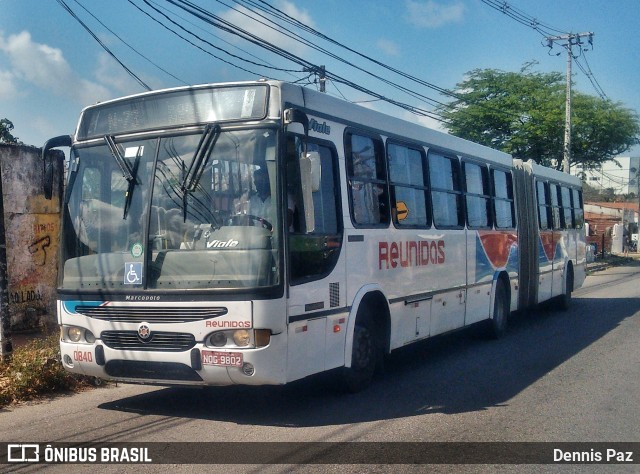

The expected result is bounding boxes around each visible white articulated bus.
[42,80,586,391]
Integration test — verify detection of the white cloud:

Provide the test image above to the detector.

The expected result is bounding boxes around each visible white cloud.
[28,115,59,140]
[219,0,315,56]
[0,30,111,105]
[405,0,465,28]
[95,52,150,95]
[0,69,19,100]
[377,39,400,57]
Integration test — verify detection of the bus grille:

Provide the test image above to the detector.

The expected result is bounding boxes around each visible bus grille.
[104,360,203,381]
[101,331,196,352]
[75,306,227,323]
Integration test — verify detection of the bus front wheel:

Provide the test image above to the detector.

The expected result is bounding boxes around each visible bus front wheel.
[339,320,378,393]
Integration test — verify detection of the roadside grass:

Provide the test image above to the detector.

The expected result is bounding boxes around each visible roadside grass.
[0,333,97,408]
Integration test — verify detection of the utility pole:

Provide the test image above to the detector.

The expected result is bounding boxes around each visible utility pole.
[318,65,326,93]
[545,32,594,173]
[304,65,326,93]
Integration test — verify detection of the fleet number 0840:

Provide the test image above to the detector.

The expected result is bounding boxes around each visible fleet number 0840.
[73,351,93,362]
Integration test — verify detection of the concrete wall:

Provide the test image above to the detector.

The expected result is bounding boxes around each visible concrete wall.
[0,144,64,330]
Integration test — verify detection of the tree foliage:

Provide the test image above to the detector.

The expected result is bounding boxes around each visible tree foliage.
[0,118,19,144]
[437,67,640,170]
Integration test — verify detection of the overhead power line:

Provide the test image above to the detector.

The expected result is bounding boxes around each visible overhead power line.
[151,0,451,122]
[71,0,188,85]
[222,0,528,122]
[152,0,531,124]
[227,0,459,104]
[145,0,300,81]
[574,53,608,100]
[481,0,608,101]
[55,0,152,91]
[128,0,297,79]
[480,0,570,37]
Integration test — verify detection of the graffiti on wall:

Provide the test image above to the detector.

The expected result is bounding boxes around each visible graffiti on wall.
[6,214,59,324]
[28,235,52,266]
[1,144,63,334]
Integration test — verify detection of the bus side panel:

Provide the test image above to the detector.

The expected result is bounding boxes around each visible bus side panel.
[390,299,432,347]
[286,318,326,382]
[422,230,466,337]
[466,230,518,325]
[346,228,463,349]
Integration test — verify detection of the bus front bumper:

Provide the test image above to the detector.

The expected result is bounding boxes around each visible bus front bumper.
[59,333,287,386]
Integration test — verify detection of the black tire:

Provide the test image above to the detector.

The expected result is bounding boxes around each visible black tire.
[339,320,378,393]
[487,281,509,339]
[557,269,573,311]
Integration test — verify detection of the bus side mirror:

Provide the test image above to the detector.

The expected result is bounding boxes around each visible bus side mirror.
[306,151,321,192]
[299,151,321,233]
[283,108,308,136]
[42,135,71,200]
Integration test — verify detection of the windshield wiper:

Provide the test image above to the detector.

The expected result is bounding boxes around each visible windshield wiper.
[181,124,221,222]
[105,135,140,219]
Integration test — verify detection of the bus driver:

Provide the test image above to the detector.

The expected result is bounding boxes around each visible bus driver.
[248,167,295,230]
[249,167,273,222]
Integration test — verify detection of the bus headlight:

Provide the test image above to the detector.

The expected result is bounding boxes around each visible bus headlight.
[209,332,227,347]
[233,329,250,347]
[63,326,95,344]
[68,327,82,342]
[204,329,271,348]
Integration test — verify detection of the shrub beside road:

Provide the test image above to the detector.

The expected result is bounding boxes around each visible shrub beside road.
[0,333,96,408]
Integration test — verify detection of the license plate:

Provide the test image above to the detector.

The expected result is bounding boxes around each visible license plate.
[201,350,243,367]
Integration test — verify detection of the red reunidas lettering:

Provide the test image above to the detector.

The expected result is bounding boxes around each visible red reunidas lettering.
[205,320,251,328]
[379,240,445,270]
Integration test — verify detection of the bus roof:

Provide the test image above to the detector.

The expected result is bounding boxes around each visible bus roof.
[279,81,514,168]
[73,79,580,179]
[515,159,583,187]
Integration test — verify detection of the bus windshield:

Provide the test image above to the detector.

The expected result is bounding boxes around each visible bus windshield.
[61,128,280,291]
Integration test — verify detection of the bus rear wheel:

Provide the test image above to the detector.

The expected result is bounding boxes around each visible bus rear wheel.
[487,281,509,339]
[339,320,378,393]
[557,268,573,311]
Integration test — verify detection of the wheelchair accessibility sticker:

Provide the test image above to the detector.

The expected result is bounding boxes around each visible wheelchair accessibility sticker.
[124,262,143,285]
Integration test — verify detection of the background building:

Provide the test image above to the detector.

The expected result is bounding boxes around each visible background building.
[575,156,640,196]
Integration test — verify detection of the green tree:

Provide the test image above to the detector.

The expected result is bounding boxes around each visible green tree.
[437,67,640,170]
[0,118,19,144]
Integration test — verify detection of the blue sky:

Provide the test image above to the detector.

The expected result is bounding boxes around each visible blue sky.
[1,0,638,154]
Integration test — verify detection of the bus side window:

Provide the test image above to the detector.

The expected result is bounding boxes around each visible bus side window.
[549,183,561,229]
[428,152,463,228]
[346,132,389,227]
[388,142,430,228]
[572,188,584,228]
[537,181,550,230]
[287,137,342,284]
[492,168,515,229]
[463,161,491,229]
[560,186,573,229]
